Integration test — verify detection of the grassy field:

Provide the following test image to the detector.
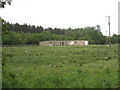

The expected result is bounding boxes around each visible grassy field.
[2,45,118,88]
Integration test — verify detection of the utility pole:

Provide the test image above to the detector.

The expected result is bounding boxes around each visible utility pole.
[105,16,111,47]
[106,30,108,45]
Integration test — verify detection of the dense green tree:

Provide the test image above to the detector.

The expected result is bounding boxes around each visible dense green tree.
[3,31,21,44]
[2,21,119,45]
[63,35,74,40]
[96,25,101,32]
[111,34,118,44]
[25,34,40,44]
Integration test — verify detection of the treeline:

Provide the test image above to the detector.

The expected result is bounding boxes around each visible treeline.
[2,22,120,45]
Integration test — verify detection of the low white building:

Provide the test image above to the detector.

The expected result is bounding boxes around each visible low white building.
[39,40,89,46]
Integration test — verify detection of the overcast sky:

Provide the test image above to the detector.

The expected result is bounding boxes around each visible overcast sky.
[0,0,119,36]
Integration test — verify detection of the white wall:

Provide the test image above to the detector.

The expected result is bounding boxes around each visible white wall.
[68,41,74,45]
[85,41,88,45]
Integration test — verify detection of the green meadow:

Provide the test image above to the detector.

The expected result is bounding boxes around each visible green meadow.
[2,45,118,88]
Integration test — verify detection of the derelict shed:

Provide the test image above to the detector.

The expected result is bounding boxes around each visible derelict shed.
[39,40,89,46]
[39,40,68,46]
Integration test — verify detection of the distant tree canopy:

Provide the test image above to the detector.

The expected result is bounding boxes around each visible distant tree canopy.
[2,22,119,45]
